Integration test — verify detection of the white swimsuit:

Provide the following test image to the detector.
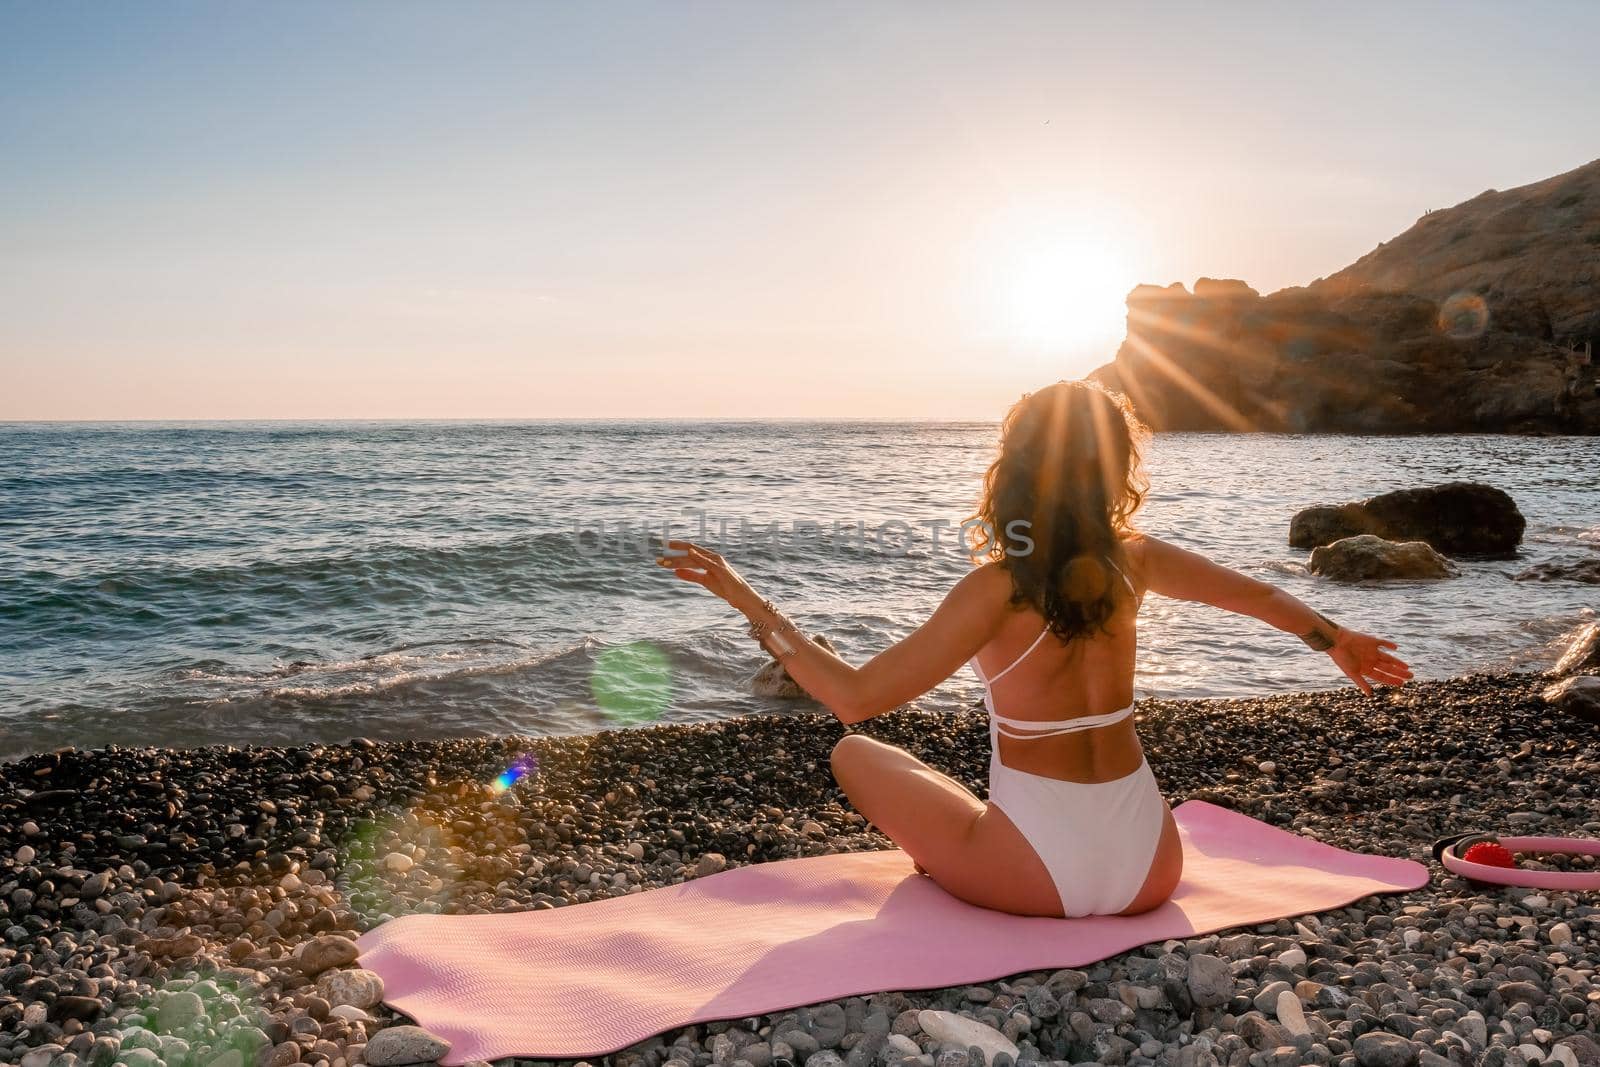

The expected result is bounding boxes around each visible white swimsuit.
[970,568,1168,917]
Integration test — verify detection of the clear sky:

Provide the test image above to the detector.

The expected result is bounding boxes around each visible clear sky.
[4,2,1597,420]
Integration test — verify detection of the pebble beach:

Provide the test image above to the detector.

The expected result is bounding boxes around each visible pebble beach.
[3,672,1597,1067]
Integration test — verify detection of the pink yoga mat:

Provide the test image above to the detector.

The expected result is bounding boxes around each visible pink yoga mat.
[357,800,1427,1063]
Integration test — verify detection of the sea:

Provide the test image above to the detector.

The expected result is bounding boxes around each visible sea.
[2,422,1596,760]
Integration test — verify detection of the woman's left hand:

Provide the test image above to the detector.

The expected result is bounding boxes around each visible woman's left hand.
[655,540,762,614]
[1328,628,1412,695]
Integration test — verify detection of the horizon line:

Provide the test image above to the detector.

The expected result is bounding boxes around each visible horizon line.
[0,414,1008,425]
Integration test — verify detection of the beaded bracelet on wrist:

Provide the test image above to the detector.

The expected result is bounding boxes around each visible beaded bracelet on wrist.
[747,599,798,643]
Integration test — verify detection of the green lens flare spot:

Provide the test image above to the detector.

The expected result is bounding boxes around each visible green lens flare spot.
[591,641,674,724]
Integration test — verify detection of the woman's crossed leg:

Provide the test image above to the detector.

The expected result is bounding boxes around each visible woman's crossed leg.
[829,733,1064,916]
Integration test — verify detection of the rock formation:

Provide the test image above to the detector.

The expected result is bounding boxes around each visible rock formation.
[1089,159,1600,434]
[1289,482,1524,558]
[1307,535,1457,582]
[1318,160,1600,351]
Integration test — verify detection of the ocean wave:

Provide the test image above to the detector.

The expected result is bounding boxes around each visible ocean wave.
[0,525,950,638]
[0,465,378,495]
[1489,608,1599,671]
[5,423,1600,756]
[1,531,640,627]
[164,631,766,710]
[177,637,596,704]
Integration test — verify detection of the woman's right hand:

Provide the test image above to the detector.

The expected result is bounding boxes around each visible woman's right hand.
[1327,629,1412,694]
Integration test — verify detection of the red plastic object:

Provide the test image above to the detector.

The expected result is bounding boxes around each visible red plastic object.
[1462,841,1517,868]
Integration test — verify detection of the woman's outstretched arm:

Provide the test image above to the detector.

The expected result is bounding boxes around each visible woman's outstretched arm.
[1135,533,1413,694]
[656,540,1008,724]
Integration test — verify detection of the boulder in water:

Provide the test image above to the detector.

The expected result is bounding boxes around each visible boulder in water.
[752,634,837,699]
[1515,559,1600,584]
[1290,482,1524,558]
[1552,622,1600,677]
[1308,535,1457,582]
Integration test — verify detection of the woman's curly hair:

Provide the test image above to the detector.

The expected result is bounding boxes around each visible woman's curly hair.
[969,379,1151,642]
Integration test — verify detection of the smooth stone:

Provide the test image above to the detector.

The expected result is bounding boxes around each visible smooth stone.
[1354,1031,1418,1067]
[265,1042,300,1067]
[317,967,385,1010]
[807,1002,848,1048]
[1276,990,1310,1037]
[916,1011,1018,1067]
[1186,954,1234,1008]
[298,934,361,976]
[1239,1015,1289,1051]
[886,1036,922,1060]
[157,989,205,1031]
[1254,981,1292,1014]
[779,1030,821,1060]
[1456,1011,1488,1048]
[1555,1036,1600,1067]
[364,1024,451,1066]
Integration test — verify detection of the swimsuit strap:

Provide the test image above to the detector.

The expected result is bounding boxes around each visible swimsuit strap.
[991,701,1135,739]
[1107,557,1137,596]
[972,559,1136,695]
[983,626,1053,685]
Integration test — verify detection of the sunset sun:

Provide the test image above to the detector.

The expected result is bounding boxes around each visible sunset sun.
[1003,237,1132,349]
[978,209,1141,354]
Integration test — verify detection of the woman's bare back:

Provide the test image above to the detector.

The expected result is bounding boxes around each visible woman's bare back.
[973,537,1147,784]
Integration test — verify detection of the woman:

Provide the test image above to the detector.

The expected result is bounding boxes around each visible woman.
[656,381,1411,919]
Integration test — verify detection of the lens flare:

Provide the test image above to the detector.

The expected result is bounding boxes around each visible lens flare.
[338,811,461,925]
[591,641,674,724]
[117,974,272,1064]
[1438,291,1489,340]
[492,754,539,793]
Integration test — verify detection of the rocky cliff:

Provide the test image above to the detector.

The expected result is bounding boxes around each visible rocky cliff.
[1089,160,1600,433]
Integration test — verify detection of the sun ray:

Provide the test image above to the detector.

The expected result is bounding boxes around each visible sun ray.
[1119,329,1259,433]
